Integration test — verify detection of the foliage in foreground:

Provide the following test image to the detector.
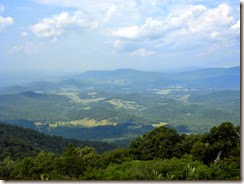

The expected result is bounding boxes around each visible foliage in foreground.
[0,122,240,180]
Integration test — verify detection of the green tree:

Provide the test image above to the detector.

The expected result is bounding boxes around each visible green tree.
[203,122,239,163]
[55,144,86,179]
[0,156,15,180]
[191,141,207,162]
[30,151,56,180]
[129,126,181,160]
[174,134,201,157]
[10,157,35,180]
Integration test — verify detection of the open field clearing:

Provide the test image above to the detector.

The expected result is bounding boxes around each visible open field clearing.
[151,122,168,128]
[35,118,117,128]
[106,99,143,110]
[56,91,105,104]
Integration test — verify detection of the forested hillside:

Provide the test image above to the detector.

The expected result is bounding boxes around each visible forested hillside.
[0,123,116,161]
[0,122,240,180]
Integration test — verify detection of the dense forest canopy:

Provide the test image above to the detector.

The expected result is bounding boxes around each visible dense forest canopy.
[0,122,240,180]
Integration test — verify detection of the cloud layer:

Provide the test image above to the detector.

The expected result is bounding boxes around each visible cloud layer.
[29,1,239,57]
[111,3,238,54]
[0,0,239,70]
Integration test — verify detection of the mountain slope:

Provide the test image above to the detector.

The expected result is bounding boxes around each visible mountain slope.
[0,122,117,160]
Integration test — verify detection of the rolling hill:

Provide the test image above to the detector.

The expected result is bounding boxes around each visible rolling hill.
[0,122,117,161]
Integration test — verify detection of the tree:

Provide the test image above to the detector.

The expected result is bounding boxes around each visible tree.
[0,156,15,180]
[191,141,207,162]
[101,148,132,167]
[55,144,86,179]
[174,134,201,157]
[202,122,239,163]
[10,157,35,180]
[129,126,181,160]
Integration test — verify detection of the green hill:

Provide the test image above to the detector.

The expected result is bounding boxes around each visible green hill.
[0,122,117,161]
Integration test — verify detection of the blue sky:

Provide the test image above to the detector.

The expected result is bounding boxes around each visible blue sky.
[0,0,240,72]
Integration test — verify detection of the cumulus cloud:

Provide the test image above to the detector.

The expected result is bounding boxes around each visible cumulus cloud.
[188,4,233,33]
[113,4,233,40]
[31,6,116,38]
[0,16,13,30]
[32,12,78,38]
[111,4,207,39]
[111,3,239,55]
[31,0,168,39]
[130,48,155,56]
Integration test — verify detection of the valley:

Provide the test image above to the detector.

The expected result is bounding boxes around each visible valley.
[0,67,240,146]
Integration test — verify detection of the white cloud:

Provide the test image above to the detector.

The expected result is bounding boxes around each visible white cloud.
[8,42,44,55]
[111,3,238,55]
[130,48,155,56]
[111,4,208,40]
[113,4,234,40]
[231,19,240,30]
[188,3,233,33]
[32,12,75,38]
[31,11,95,38]
[34,0,144,29]
[112,26,140,39]
[31,1,239,57]
[32,0,167,39]
[31,6,116,38]
[100,5,116,25]
[0,16,13,30]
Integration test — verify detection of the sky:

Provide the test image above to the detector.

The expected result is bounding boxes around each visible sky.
[0,0,240,72]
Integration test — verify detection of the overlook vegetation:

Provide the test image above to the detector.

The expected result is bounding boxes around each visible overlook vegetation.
[0,122,240,180]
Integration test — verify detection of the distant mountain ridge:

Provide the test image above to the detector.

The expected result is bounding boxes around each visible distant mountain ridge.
[76,66,240,89]
[0,66,239,94]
